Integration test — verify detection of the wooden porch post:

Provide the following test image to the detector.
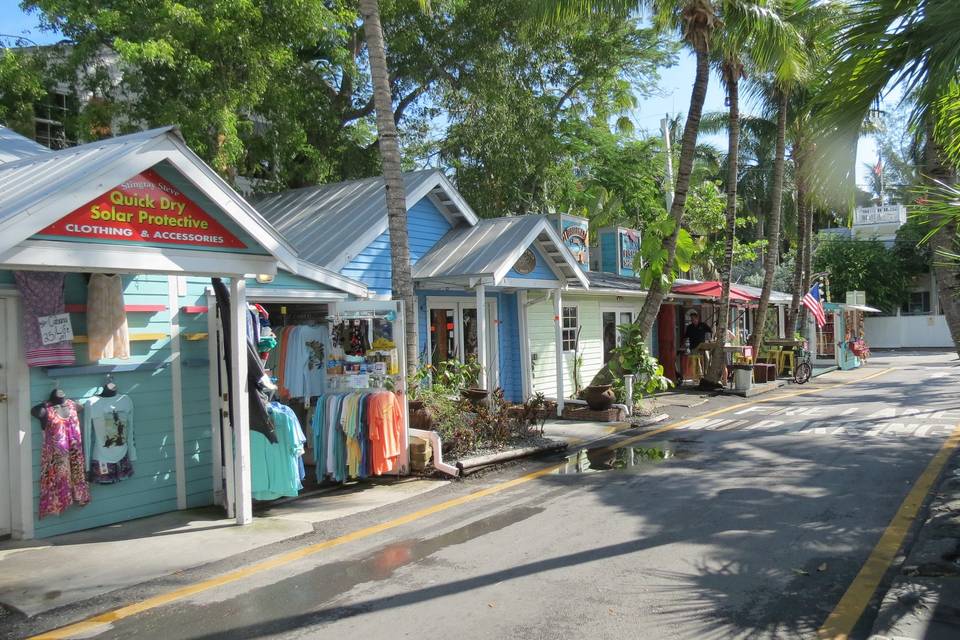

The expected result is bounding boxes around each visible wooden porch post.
[554,288,565,417]
[476,282,488,390]
[229,277,252,525]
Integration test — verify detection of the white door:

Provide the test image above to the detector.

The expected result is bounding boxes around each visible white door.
[0,298,11,537]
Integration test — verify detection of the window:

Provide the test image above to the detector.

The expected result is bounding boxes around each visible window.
[901,291,931,316]
[562,306,578,352]
[34,91,78,150]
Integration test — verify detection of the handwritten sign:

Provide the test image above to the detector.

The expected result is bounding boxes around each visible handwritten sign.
[38,313,74,346]
[37,169,247,249]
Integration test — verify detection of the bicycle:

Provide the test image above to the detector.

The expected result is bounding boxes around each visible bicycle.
[793,343,812,384]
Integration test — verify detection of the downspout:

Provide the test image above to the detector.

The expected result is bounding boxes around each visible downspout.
[409,428,459,477]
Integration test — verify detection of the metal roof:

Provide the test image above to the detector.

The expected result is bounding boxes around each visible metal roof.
[252,169,479,271]
[413,214,589,287]
[585,271,645,292]
[0,126,51,164]
[0,127,368,295]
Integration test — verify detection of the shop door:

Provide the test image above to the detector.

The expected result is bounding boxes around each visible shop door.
[461,302,499,391]
[429,308,456,367]
[602,312,617,363]
[0,299,10,537]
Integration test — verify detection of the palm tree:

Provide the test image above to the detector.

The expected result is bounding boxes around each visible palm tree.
[825,0,960,354]
[746,0,810,360]
[779,3,845,338]
[537,0,719,387]
[359,0,418,376]
[702,1,795,386]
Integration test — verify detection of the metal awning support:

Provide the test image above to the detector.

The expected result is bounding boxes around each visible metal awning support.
[554,287,565,417]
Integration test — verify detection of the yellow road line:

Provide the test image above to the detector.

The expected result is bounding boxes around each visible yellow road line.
[31,367,895,640]
[818,420,960,640]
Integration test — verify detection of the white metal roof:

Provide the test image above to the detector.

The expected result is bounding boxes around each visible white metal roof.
[0,127,367,294]
[413,215,589,288]
[0,126,51,164]
[252,169,479,271]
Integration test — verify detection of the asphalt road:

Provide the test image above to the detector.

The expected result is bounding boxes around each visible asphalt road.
[23,351,960,639]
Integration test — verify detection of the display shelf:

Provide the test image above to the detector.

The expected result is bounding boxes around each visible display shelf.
[44,358,210,377]
[64,304,167,313]
[183,332,209,341]
[72,332,168,343]
[181,306,209,314]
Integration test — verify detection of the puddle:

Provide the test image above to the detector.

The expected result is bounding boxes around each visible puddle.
[181,505,546,624]
[555,441,696,475]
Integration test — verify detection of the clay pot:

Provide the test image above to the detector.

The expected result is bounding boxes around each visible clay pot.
[408,400,435,429]
[582,384,616,411]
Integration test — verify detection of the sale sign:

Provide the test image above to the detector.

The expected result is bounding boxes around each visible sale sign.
[37,168,247,249]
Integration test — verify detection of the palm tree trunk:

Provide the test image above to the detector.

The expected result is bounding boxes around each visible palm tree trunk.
[587,44,712,387]
[785,143,807,337]
[925,120,960,355]
[704,62,741,384]
[359,0,418,377]
[749,88,789,358]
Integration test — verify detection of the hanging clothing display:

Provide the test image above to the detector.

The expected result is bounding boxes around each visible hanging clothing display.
[83,393,136,484]
[37,399,91,518]
[312,390,403,483]
[250,402,307,500]
[86,273,130,361]
[210,277,277,443]
[269,324,330,400]
[14,271,76,367]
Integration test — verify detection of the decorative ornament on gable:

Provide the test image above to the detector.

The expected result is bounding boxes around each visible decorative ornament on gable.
[513,249,537,275]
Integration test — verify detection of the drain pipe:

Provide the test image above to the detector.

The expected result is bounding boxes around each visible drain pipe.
[409,428,459,477]
[623,375,634,417]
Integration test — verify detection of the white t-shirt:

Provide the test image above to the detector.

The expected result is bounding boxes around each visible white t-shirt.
[83,394,136,470]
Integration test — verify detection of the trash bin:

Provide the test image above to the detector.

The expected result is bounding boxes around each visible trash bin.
[733,365,753,391]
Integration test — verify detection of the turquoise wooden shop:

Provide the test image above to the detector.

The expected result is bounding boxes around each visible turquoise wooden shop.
[0,126,374,540]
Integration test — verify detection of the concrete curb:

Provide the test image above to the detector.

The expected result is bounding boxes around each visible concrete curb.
[867,455,960,639]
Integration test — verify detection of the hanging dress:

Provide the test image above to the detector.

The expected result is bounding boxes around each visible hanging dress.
[39,400,91,518]
[87,273,130,360]
[14,271,75,367]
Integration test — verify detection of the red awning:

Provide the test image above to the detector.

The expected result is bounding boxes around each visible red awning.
[671,281,754,303]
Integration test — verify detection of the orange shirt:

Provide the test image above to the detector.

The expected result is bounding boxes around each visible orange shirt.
[369,392,403,475]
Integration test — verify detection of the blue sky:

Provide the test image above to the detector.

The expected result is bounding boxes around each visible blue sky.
[2,3,876,189]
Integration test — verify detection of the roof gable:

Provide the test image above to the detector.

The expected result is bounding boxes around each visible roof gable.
[253,169,478,271]
[413,215,589,288]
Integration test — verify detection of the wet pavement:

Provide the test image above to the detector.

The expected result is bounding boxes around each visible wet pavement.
[7,351,960,640]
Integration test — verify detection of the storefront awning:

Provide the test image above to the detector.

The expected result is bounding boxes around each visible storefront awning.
[672,281,754,303]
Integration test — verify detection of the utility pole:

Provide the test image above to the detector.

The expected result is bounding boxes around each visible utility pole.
[661,116,675,213]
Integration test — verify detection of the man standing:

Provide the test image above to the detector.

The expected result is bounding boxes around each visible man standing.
[683,311,712,351]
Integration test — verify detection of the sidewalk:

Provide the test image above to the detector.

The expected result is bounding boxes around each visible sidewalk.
[869,452,960,640]
[0,477,445,618]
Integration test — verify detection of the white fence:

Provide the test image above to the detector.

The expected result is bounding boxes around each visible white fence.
[865,315,953,348]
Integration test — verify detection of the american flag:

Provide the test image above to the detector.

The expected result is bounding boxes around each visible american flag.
[803,283,827,328]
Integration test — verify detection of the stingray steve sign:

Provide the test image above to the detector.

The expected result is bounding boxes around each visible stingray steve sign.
[37,169,247,249]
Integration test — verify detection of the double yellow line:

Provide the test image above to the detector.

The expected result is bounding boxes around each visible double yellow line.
[33,368,897,639]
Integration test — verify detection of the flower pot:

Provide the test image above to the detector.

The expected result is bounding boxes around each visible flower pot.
[461,388,489,405]
[583,384,616,411]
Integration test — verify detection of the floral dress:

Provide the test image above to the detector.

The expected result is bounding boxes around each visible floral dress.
[39,400,91,518]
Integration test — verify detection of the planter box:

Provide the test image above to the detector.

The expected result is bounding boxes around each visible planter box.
[561,405,627,422]
[753,363,777,383]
